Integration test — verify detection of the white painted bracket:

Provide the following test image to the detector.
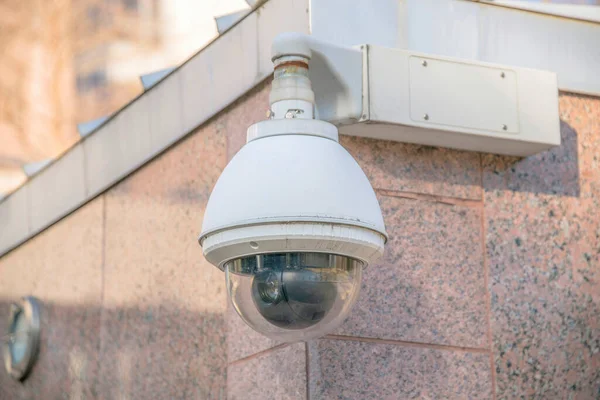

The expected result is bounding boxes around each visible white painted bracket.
[350,45,561,156]
[281,33,561,156]
[272,32,363,125]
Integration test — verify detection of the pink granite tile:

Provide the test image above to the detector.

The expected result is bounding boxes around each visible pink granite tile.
[228,343,307,400]
[341,135,482,200]
[336,195,488,348]
[0,302,104,400]
[95,305,226,399]
[484,94,600,399]
[480,124,579,198]
[227,302,282,363]
[98,115,228,398]
[0,198,104,400]
[559,94,600,199]
[223,79,271,161]
[308,339,492,399]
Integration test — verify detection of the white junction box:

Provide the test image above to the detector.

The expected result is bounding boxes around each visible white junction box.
[313,44,561,156]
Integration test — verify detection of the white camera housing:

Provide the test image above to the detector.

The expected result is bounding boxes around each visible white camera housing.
[198,33,387,342]
[199,118,387,270]
[198,118,387,342]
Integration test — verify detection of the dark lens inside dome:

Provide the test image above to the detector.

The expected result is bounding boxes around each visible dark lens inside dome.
[226,252,362,330]
[255,271,283,304]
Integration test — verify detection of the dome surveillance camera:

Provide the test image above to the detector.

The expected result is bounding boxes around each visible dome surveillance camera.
[198,33,387,342]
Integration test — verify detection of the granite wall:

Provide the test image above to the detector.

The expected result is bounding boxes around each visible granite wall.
[225,90,600,399]
[0,81,235,399]
[0,82,598,399]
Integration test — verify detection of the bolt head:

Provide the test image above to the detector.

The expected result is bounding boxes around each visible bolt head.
[422,60,428,67]
[500,72,505,78]
[502,124,508,130]
[423,114,429,121]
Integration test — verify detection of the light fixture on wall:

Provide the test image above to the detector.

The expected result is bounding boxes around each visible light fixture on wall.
[3,296,41,381]
[198,32,561,342]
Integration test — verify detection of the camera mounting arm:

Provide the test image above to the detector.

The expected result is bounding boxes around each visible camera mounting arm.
[269,32,364,125]
[270,32,561,157]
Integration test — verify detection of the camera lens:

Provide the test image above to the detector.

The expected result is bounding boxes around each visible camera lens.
[255,271,283,304]
[251,268,337,330]
[225,252,363,342]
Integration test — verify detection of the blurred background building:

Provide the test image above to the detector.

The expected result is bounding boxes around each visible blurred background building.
[0,0,252,195]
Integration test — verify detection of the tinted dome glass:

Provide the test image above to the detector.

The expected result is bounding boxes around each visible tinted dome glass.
[225,252,363,342]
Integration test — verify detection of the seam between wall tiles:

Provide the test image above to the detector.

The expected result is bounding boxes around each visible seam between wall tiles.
[375,188,483,208]
[479,153,497,400]
[228,343,292,366]
[97,194,108,391]
[323,335,491,354]
[100,194,107,311]
[305,342,311,400]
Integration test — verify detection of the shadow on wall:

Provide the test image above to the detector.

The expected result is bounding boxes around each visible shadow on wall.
[484,120,580,197]
[0,300,227,400]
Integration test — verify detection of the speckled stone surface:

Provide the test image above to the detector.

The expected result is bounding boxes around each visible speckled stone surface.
[223,80,271,161]
[341,135,482,200]
[337,195,488,348]
[484,94,600,399]
[0,198,104,400]
[98,116,228,399]
[308,339,492,399]
[2,75,600,400]
[228,343,307,400]
[227,302,282,363]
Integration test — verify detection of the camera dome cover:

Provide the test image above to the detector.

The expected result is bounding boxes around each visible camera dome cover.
[225,251,363,342]
[199,119,387,269]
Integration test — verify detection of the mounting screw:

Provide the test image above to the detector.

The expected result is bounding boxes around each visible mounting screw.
[502,124,508,130]
[500,72,505,78]
[422,60,428,67]
[423,114,429,121]
[285,109,304,119]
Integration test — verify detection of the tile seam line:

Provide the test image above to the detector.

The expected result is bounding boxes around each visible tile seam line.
[323,334,491,354]
[375,188,483,207]
[305,342,311,400]
[97,194,108,391]
[228,343,292,366]
[480,153,498,400]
